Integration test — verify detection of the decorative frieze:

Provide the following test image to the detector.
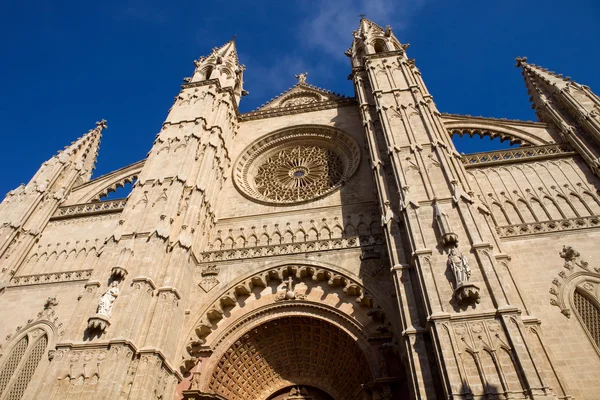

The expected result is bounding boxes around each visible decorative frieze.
[52,198,127,219]
[9,269,92,287]
[496,215,600,238]
[198,234,384,263]
[462,143,574,167]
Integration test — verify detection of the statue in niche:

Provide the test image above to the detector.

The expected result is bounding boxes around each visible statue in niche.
[447,247,471,285]
[447,248,480,304]
[97,281,120,317]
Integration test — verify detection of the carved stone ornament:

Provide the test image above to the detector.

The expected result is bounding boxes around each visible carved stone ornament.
[550,245,598,317]
[44,296,59,310]
[233,126,360,205]
[434,201,458,247]
[110,266,128,281]
[199,264,220,293]
[360,248,385,277]
[274,277,307,301]
[87,314,111,332]
[447,248,480,304]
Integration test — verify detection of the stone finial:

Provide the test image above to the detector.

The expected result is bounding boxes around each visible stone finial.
[515,56,528,67]
[295,71,308,85]
[95,119,108,130]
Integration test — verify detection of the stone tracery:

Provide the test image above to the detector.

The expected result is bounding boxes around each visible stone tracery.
[233,126,360,205]
[254,146,344,203]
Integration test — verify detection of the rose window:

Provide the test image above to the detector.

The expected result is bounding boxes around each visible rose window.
[233,126,360,205]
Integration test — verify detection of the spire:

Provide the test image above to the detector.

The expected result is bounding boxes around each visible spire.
[58,119,105,183]
[189,38,246,104]
[516,57,572,116]
[516,57,600,175]
[347,18,406,66]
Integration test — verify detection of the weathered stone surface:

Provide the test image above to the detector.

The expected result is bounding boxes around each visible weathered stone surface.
[0,17,599,400]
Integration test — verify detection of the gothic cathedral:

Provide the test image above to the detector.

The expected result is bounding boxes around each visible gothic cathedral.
[1,18,600,400]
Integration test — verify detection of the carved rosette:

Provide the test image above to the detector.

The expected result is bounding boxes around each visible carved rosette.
[233,126,360,205]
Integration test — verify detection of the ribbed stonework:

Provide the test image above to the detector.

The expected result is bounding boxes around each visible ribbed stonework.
[1,18,600,400]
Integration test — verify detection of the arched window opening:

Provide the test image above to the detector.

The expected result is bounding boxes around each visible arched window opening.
[0,330,49,400]
[6,335,47,400]
[203,66,214,81]
[373,39,386,54]
[452,133,521,154]
[0,338,28,395]
[574,289,600,349]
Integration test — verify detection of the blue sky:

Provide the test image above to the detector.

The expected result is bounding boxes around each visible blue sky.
[1,0,599,198]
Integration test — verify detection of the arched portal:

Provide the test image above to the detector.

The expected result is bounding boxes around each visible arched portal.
[179,263,405,400]
[203,316,372,400]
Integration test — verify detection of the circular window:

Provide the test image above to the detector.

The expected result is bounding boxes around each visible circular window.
[233,126,360,205]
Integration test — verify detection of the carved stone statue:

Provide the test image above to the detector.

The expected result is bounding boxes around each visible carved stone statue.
[294,71,308,84]
[97,281,119,317]
[447,248,480,304]
[447,248,471,286]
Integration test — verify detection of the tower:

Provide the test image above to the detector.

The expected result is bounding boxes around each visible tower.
[349,18,561,399]
[32,39,244,399]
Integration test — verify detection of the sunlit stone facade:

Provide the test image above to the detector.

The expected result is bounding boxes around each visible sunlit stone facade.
[0,18,599,400]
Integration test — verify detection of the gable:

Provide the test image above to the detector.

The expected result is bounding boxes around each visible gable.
[254,81,349,112]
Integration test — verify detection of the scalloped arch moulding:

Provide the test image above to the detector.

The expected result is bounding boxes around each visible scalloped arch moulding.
[232,125,361,205]
[179,263,393,394]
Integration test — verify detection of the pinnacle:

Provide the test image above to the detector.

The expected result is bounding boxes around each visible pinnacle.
[205,39,239,66]
[53,120,105,181]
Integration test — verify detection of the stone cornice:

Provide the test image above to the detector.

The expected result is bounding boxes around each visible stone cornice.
[51,198,127,220]
[181,78,241,117]
[496,215,600,238]
[239,98,356,121]
[363,49,406,61]
[54,338,183,381]
[9,269,92,287]
[196,234,384,264]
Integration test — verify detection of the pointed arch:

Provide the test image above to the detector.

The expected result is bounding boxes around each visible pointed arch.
[503,201,521,225]
[0,321,56,400]
[569,192,592,217]
[490,202,509,226]
[372,38,387,54]
[582,191,600,215]
[516,199,536,223]
[542,196,563,220]
[529,197,548,221]
[555,194,577,218]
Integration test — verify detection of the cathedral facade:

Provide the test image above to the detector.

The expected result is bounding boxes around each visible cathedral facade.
[0,18,600,400]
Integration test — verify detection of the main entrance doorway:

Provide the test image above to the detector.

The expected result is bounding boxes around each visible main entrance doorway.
[202,316,373,399]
